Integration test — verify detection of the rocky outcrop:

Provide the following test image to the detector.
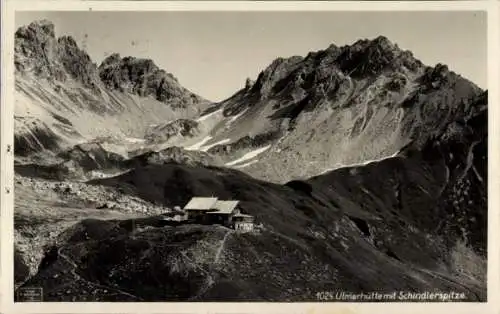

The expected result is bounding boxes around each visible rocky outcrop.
[15,142,126,181]
[98,54,208,108]
[56,142,126,172]
[126,146,224,168]
[244,77,255,90]
[15,20,102,93]
[144,119,200,144]
[335,36,424,78]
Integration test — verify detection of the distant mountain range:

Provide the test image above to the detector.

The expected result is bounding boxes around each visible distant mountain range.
[14,20,484,184]
[14,20,487,301]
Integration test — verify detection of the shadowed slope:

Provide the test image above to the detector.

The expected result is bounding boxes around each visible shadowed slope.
[18,98,486,300]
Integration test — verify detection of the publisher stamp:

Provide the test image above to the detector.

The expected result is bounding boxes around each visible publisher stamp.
[17,287,43,302]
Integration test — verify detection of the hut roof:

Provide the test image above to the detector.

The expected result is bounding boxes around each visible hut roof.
[183,197,218,211]
[214,200,239,213]
[208,200,240,214]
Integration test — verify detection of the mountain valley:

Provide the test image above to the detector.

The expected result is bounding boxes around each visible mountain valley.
[13,20,488,302]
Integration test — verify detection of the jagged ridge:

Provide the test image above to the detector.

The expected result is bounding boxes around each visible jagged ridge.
[200,35,484,183]
[99,54,207,107]
[14,20,211,159]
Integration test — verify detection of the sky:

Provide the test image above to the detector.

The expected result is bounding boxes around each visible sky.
[15,11,486,102]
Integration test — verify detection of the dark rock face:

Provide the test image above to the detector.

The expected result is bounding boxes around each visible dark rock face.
[335,36,423,78]
[15,20,101,92]
[57,36,101,93]
[15,163,72,182]
[14,124,62,157]
[98,54,207,107]
[56,143,125,172]
[431,93,487,255]
[250,56,305,100]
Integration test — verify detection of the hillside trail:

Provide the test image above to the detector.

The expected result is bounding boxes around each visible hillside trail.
[215,229,233,264]
[188,227,233,300]
[56,246,143,300]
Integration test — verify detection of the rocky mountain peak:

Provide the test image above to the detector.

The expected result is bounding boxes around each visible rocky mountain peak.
[425,63,451,83]
[15,20,208,110]
[18,19,56,38]
[336,35,421,77]
[98,54,204,107]
[347,36,397,55]
[15,20,101,91]
[15,20,60,77]
[250,55,304,98]
[325,43,339,51]
[243,36,427,104]
[100,53,122,66]
[57,35,78,48]
[370,35,395,49]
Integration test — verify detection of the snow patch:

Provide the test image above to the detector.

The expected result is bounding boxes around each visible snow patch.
[320,150,401,175]
[233,159,259,169]
[196,109,223,122]
[185,136,213,151]
[225,109,248,128]
[125,137,146,143]
[200,138,231,152]
[87,169,132,180]
[225,145,272,167]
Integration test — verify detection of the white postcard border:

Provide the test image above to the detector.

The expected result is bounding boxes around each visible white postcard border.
[1,1,498,314]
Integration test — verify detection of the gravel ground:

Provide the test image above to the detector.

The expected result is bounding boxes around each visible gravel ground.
[14,174,169,284]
